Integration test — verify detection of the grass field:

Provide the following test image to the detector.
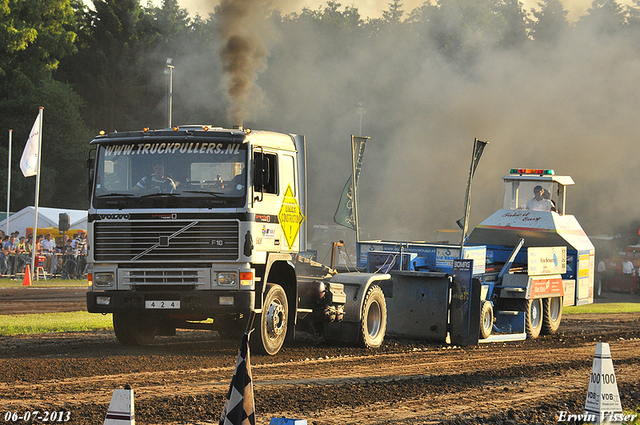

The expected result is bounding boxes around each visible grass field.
[1,279,639,335]
[0,311,112,335]
[0,277,88,287]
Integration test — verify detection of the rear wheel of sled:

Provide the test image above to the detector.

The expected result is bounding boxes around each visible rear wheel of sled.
[113,312,158,346]
[542,296,563,335]
[523,298,543,339]
[479,300,493,339]
[252,283,288,356]
[360,285,387,349]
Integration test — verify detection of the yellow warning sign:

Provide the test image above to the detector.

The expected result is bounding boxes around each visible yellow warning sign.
[278,184,305,250]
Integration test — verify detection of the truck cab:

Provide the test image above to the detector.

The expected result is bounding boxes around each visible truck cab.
[86,126,388,355]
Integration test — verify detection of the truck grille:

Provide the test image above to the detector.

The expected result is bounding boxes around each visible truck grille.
[94,220,239,262]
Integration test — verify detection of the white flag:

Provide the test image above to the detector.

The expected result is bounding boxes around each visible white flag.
[20,113,41,177]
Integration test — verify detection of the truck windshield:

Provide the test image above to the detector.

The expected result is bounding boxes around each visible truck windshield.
[93,141,247,208]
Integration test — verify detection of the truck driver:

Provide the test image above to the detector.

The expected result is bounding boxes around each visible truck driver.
[134,161,176,193]
[524,185,554,211]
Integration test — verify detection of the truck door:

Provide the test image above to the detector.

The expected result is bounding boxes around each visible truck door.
[279,153,301,252]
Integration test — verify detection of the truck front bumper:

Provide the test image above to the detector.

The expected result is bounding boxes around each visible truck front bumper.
[86,290,255,315]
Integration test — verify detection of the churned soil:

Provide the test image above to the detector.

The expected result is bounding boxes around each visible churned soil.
[0,287,639,425]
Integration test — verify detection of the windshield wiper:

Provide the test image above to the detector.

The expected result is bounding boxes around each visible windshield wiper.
[139,192,181,198]
[182,190,225,198]
[97,193,134,198]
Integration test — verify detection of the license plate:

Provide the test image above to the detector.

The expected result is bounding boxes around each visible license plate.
[145,300,180,309]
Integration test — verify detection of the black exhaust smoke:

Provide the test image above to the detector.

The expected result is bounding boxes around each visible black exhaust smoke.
[217,0,271,126]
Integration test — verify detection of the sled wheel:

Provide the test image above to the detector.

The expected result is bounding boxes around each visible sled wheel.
[113,312,157,346]
[542,296,563,335]
[479,300,493,339]
[252,283,288,356]
[360,285,387,349]
[523,298,543,339]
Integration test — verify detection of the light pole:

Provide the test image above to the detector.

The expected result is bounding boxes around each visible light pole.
[165,58,174,128]
[357,102,365,136]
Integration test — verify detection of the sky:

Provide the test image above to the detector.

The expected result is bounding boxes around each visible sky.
[153,0,606,21]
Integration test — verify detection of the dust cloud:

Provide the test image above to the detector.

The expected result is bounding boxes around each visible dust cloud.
[172,1,640,244]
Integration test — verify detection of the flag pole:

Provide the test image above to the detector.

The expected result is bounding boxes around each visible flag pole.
[29,107,44,279]
[6,129,12,237]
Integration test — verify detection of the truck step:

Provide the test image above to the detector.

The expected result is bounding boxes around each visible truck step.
[503,287,525,293]
[496,310,520,316]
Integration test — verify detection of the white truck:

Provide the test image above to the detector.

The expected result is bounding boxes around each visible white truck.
[85,126,389,355]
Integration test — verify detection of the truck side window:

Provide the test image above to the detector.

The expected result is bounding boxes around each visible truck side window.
[254,152,278,194]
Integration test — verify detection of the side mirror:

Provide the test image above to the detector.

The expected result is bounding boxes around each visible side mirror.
[86,149,96,200]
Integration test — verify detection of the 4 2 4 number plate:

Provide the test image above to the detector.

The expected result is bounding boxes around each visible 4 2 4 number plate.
[145,300,180,309]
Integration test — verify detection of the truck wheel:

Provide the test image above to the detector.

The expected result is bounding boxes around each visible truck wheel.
[113,312,157,346]
[479,300,493,339]
[252,284,288,356]
[523,298,543,339]
[360,285,387,349]
[542,296,563,335]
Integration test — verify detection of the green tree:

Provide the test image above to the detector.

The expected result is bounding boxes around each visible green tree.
[530,0,570,43]
[576,0,627,34]
[0,0,90,212]
[416,0,508,59]
[58,0,162,131]
[495,0,531,48]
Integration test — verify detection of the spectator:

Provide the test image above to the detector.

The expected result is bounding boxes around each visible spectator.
[4,234,18,278]
[622,259,635,275]
[0,235,8,275]
[16,236,28,274]
[41,233,56,274]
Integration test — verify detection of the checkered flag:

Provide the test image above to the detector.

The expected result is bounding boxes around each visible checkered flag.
[219,331,255,425]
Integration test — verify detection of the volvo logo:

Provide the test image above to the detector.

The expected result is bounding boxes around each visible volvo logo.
[98,213,131,220]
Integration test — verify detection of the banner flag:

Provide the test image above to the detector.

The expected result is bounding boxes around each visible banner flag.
[219,332,256,425]
[333,136,367,230]
[20,113,41,177]
[457,138,488,232]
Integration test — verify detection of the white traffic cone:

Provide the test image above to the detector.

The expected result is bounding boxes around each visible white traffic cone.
[104,385,135,424]
[584,342,623,424]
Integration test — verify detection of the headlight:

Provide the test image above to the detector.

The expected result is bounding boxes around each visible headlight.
[94,272,115,287]
[217,272,237,285]
[96,296,111,306]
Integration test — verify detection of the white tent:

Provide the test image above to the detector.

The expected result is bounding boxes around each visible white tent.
[0,206,87,237]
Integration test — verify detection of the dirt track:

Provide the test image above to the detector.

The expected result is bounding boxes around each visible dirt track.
[1,287,640,424]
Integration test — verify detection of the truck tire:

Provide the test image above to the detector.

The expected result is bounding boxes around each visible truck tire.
[542,296,563,335]
[252,283,288,356]
[113,312,158,346]
[523,298,543,339]
[479,300,493,339]
[360,285,387,349]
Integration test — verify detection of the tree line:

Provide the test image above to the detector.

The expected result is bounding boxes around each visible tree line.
[0,0,637,214]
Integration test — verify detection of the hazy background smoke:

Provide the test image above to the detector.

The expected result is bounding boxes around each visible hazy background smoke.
[167,1,640,245]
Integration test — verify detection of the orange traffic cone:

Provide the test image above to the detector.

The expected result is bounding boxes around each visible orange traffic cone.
[23,264,32,286]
